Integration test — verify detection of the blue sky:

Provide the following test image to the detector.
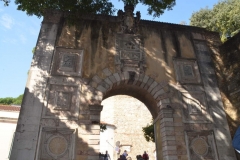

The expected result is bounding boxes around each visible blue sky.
[0,0,219,98]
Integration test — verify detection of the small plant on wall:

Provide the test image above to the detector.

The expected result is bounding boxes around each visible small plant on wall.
[142,121,155,142]
[100,123,107,132]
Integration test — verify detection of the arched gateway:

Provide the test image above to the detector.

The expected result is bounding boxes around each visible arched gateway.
[10,5,236,160]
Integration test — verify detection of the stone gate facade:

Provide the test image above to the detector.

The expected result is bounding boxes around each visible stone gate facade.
[10,5,237,160]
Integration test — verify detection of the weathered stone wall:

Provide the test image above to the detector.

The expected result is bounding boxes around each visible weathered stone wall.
[220,32,240,130]
[101,95,155,160]
[210,32,240,159]
[9,9,237,160]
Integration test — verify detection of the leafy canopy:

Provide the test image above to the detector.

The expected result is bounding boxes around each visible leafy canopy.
[0,94,23,105]
[190,0,240,42]
[1,0,175,18]
[142,121,155,142]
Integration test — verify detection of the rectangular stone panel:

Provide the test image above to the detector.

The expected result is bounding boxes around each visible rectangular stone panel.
[181,91,212,123]
[185,131,218,160]
[43,84,80,119]
[52,47,84,77]
[38,127,76,160]
[115,34,145,73]
[173,59,201,84]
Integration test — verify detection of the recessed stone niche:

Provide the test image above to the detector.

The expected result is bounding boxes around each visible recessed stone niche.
[173,59,201,84]
[52,47,84,76]
[181,91,212,123]
[44,84,79,119]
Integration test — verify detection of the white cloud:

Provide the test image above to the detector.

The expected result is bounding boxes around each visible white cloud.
[19,34,27,44]
[0,14,14,29]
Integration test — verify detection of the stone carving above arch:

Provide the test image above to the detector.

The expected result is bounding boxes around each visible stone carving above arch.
[115,34,146,73]
[117,4,141,34]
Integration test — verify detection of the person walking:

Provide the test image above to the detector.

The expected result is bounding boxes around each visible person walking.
[104,151,111,160]
[122,150,128,160]
[142,151,149,160]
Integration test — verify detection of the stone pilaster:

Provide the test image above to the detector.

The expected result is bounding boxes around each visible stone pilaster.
[9,11,63,160]
[159,107,178,160]
[194,40,237,160]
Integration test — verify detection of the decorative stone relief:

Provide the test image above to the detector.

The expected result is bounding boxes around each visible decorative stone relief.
[185,131,218,160]
[39,127,76,160]
[173,59,201,84]
[181,91,212,123]
[117,4,140,34]
[52,47,84,76]
[115,34,146,73]
[43,84,79,119]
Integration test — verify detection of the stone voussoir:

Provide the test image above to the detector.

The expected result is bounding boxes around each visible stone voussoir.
[102,68,112,77]
[143,77,154,90]
[140,75,149,88]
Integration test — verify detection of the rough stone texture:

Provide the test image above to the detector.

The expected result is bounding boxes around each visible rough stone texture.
[101,95,155,160]
[10,9,237,160]
[10,14,61,160]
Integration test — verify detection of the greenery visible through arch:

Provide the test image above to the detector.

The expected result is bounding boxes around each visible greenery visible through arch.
[142,120,155,142]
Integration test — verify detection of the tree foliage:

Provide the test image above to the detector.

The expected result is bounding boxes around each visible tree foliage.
[142,121,155,142]
[0,94,23,105]
[100,123,107,132]
[190,0,240,42]
[1,0,175,18]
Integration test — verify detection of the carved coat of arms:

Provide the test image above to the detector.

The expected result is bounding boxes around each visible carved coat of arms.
[117,4,140,34]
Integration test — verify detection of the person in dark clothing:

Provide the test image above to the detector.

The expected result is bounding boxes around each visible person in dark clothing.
[104,151,111,160]
[118,155,125,160]
[122,150,128,160]
[142,151,149,160]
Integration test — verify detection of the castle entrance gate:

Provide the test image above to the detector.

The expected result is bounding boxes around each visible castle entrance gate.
[10,5,236,160]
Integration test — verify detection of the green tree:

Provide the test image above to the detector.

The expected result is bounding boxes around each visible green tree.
[142,121,155,142]
[0,97,15,105]
[190,0,240,42]
[0,94,23,105]
[12,94,23,105]
[1,0,175,18]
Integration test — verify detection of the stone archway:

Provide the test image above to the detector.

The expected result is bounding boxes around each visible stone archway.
[87,69,174,160]
[88,69,170,118]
